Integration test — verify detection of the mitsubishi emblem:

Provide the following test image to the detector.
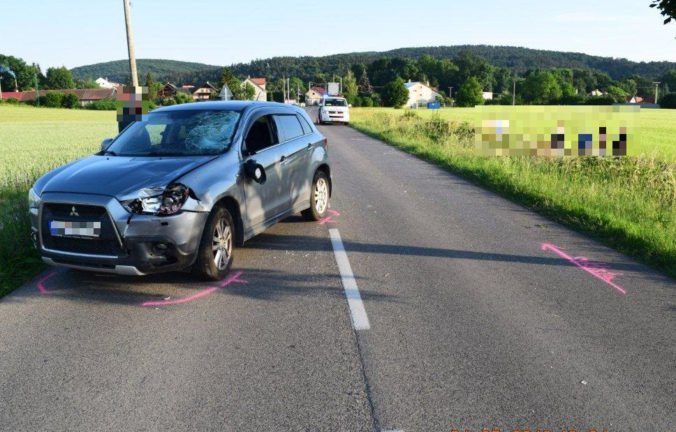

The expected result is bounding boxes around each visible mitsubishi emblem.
[69,206,79,217]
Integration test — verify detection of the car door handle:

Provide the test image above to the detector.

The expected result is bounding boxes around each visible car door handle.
[280,155,287,163]
[306,143,313,151]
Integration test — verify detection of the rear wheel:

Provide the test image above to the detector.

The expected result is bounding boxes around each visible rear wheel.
[302,171,330,221]
[193,206,234,280]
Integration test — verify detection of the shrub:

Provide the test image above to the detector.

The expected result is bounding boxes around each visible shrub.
[352,97,363,107]
[5,98,19,105]
[584,95,615,105]
[361,96,374,107]
[174,92,193,104]
[42,92,65,108]
[62,93,80,109]
[423,116,452,141]
[658,92,676,108]
[85,98,118,110]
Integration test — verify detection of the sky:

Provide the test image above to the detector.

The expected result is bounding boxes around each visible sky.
[1,0,675,70]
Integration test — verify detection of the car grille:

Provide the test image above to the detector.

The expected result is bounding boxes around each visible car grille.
[41,203,124,256]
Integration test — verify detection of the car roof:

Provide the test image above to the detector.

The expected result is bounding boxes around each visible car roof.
[151,101,296,114]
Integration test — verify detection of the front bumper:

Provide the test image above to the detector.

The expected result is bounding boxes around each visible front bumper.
[32,192,208,275]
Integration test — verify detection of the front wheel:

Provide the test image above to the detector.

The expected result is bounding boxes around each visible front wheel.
[302,171,330,221]
[193,206,234,280]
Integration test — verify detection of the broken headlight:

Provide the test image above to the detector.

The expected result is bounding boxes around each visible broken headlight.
[123,183,191,216]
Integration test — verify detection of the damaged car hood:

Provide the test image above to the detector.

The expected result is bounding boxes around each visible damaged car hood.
[37,155,218,199]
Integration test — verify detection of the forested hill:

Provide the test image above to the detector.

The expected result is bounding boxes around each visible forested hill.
[70,45,676,84]
[70,59,221,83]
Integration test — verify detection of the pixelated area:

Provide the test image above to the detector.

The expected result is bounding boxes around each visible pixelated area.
[117,85,149,132]
[476,106,638,157]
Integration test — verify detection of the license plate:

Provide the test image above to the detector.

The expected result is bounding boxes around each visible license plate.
[49,220,102,238]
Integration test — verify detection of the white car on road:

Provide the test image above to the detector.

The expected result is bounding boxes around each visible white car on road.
[318,96,350,125]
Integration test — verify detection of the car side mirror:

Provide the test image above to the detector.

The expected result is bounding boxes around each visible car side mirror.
[100,138,114,152]
[348,104,352,108]
[244,159,266,184]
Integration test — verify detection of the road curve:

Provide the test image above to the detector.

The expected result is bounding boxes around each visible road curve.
[0,122,674,431]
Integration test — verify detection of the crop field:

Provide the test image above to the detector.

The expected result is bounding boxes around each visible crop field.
[350,107,676,278]
[0,105,117,295]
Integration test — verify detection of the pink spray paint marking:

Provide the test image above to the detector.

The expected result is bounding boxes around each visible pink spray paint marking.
[37,272,58,294]
[141,271,247,307]
[541,243,626,295]
[318,208,341,225]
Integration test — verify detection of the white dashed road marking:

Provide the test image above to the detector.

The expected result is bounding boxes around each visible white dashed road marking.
[329,229,371,331]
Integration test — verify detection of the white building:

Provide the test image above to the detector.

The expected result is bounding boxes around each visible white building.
[96,77,120,89]
[243,77,267,101]
[404,81,441,108]
[305,86,327,105]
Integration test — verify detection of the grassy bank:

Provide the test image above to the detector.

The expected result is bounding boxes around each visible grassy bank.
[350,107,675,279]
[0,105,117,296]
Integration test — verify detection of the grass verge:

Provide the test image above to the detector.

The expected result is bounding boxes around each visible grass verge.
[0,105,116,297]
[350,109,675,279]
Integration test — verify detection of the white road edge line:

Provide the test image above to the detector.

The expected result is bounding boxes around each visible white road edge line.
[329,229,371,331]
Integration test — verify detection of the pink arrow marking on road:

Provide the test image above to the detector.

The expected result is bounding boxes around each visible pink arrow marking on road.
[36,272,58,294]
[318,208,341,225]
[541,243,626,294]
[141,271,248,307]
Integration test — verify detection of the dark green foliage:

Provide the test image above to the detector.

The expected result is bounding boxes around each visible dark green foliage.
[584,95,616,105]
[4,97,19,104]
[0,54,43,91]
[41,92,65,108]
[650,0,676,24]
[456,77,484,107]
[361,96,374,107]
[45,67,75,89]
[658,92,676,108]
[85,98,119,110]
[381,78,409,108]
[62,93,80,108]
[521,70,562,104]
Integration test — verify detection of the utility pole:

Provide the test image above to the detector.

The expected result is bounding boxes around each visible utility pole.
[653,81,661,104]
[513,78,516,106]
[123,0,139,87]
[448,86,453,107]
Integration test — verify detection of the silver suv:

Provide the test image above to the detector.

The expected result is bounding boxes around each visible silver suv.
[28,101,331,280]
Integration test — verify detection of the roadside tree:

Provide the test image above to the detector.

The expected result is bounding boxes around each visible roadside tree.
[381,77,409,108]
[45,67,75,89]
[455,77,484,107]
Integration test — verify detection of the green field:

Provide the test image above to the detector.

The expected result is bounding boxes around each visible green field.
[352,106,676,161]
[0,105,117,295]
[350,107,675,278]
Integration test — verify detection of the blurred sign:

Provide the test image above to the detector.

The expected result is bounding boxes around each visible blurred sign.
[328,82,340,96]
[427,101,441,109]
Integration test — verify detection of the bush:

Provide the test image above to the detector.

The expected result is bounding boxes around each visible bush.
[352,97,363,107]
[42,92,65,108]
[584,95,615,105]
[85,98,118,110]
[174,92,193,104]
[658,92,676,108]
[557,94,587,105]
[4,98,19,105]
[361,96,374,107]
[62,93,80,109]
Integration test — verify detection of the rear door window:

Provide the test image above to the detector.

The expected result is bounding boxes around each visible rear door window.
[297,114,313,135]
[273,114,304,142]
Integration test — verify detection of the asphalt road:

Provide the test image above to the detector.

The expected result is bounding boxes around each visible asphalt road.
[1,120,674,431]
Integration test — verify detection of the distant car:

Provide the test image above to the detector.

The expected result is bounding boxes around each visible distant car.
[317,96,350,125]
[28,101,331,280]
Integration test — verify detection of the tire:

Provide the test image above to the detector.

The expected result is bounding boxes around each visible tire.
[302,170,330,221]
[193,206,234,281]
